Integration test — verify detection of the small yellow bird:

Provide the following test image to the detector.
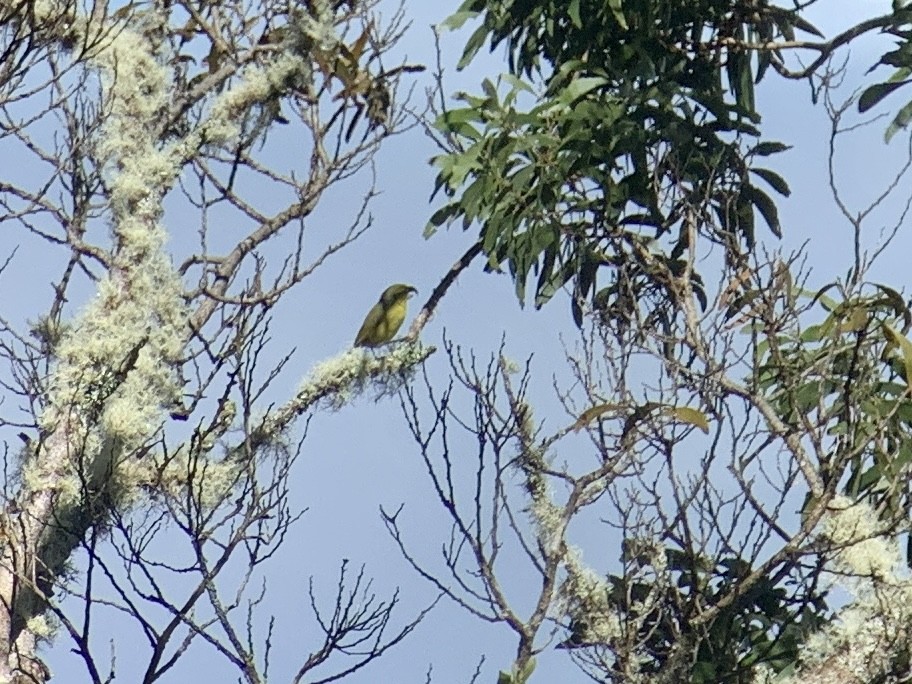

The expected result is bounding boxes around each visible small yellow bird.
[354,283,418,348]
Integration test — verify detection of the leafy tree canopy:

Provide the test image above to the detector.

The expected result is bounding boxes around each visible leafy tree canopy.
[428,1,912,327]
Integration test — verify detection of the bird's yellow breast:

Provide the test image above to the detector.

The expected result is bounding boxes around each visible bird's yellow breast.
[354,291,413,347]
[382,298,408,337]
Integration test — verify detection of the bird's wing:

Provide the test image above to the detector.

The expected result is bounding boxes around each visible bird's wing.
[354,301,385,346]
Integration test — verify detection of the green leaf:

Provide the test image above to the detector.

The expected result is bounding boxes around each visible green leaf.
[573,403,623,431]
[750,141,792,157]
[434,107,482,142]
[795,382,824,414]
[692,660,717,683]
[883,323,912,386]
[426,203,459,232]
[836,306,868,333]
[437,106,483,129]
[571,296,583,328]
[743,185,782,237]
[458,23,489,69]
[516,658,536,683]
[557,76,608,104]
[497,659,535,684]
[608,0,627,29]
[858,80,912,113]
[756,49,771,84]
[873,283,912,328]
[737,194,756,244]
[727,49,755,114]
[481,78,498,100]
[501,73,535,95]
[853,462,884,494]
[438,10,480,31]
[534,254,570,307]
[875,46,912,69]
[810,284,839,311]
[792,15,824,38]
[885,98,912,142]
[723,289,760,321]
[568,0,582,28]
[668,406,710,433]
[750,167,791,197]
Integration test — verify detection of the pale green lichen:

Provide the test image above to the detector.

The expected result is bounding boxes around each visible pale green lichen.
[205,53,311,145]
[30,0,72,21]
[202,0,351,146]
[513,400,566,554]
[298,349,368,409]
[47,256,186,452]
[775,498,912,683]
[93,24,172,172]
[556,535,673,679]
[20,452,84,506]
[289,343,432,416]
[25,613,57,641]
[821,495,899,580]
[293,0,337,49]
[751,665,778,684]
[558,547,620,644]
[529,486,562,549]
[35,11,188,508]
[26,0,81,47]
[114,441,245,512]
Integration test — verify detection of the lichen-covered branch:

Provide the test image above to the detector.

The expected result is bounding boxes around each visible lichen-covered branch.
[0,1,427,681]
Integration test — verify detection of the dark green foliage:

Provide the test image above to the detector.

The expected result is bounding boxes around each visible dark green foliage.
[562,545,830,682]
[858,5,912,140]
[427,5,912,680]
[430,1,806,323]
[754,281,912,541]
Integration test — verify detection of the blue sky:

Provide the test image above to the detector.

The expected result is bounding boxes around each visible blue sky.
[24,0,912,681]
[262,2,912,682]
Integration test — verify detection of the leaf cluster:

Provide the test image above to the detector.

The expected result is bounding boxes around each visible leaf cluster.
[429,1,812,323]
[564,545,829,683]
[754,281,912,537]
[858,4,912,141]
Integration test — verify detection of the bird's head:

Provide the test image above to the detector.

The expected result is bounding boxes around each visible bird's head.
[380,283,417,305]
